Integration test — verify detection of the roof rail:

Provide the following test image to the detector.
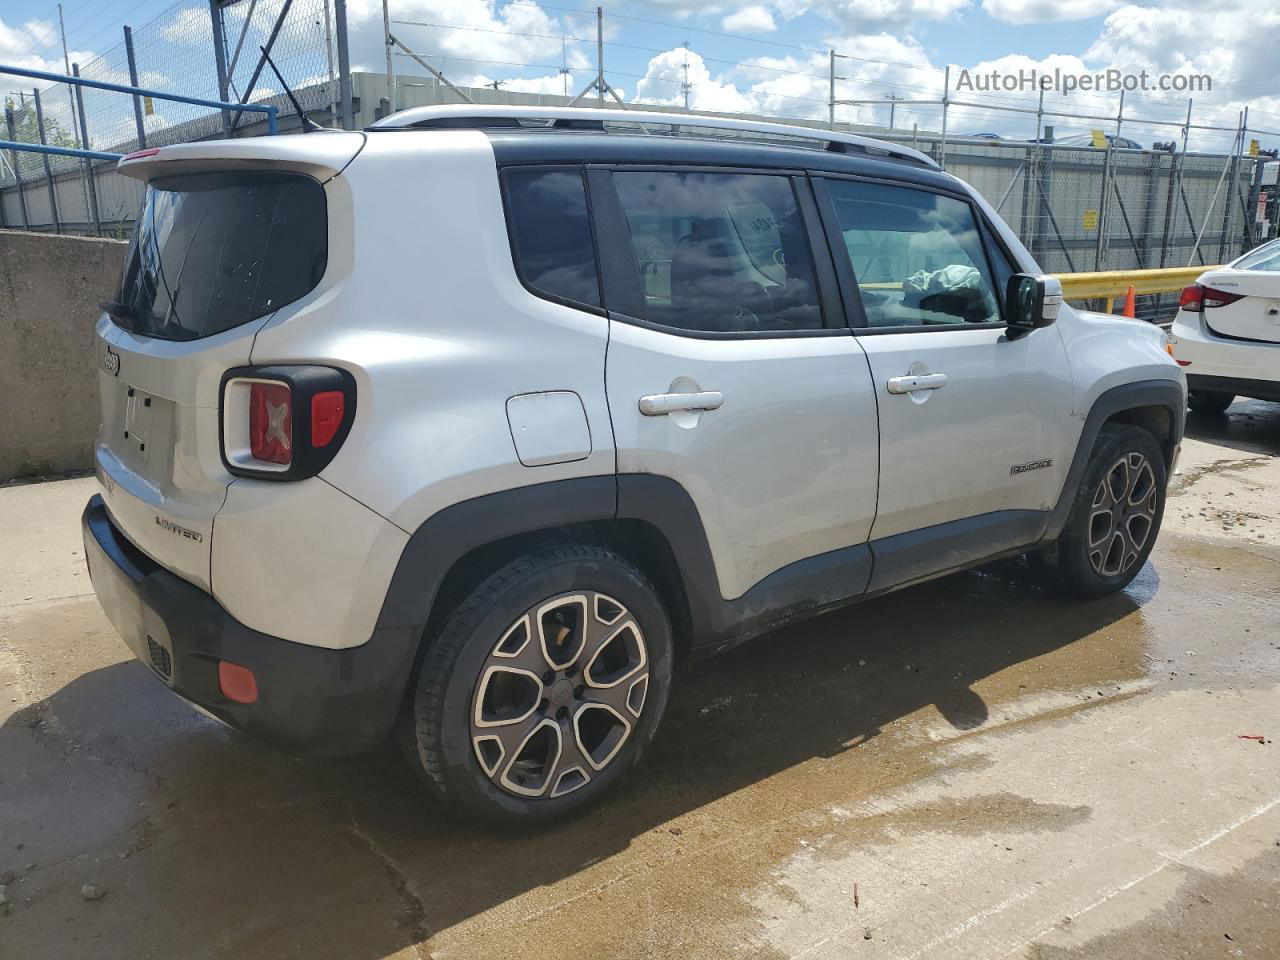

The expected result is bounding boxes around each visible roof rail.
[369,104,939,169]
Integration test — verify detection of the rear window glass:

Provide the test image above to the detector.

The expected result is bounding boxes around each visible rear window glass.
[503,167,601,310]
[1235,240,1280,272]
[112,171,327,341]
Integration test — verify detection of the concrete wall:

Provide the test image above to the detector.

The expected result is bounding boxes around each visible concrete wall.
[0,230,126,482]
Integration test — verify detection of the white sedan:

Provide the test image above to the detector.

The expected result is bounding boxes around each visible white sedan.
[1169,237,1280,413]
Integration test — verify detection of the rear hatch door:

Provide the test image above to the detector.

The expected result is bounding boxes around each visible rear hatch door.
[97,151,346,590]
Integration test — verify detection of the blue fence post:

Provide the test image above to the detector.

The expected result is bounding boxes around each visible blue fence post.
[71,63,102,236]
[33,88,62,234]
[124,26,147,150]
[4,105,30,229]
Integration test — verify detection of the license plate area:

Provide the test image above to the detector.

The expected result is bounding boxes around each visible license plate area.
[123,386,156,459]
[113,385,176,481]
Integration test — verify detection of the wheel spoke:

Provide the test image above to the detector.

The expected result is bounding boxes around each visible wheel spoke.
[497,717,563,797]
[582,671,642,717]
[486,613,551,676]
[548,715,595,797]
[474,707,545,784]
[571,700,633,771]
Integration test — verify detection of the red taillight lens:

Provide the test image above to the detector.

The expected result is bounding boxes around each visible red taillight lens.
[248,381,292,464]
[1180,283,1244,311]
[218,660,258,704]
[311,390,345,447]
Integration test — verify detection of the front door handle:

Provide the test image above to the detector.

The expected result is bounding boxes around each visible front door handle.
[638,391,724,416]
[886,373,948,395]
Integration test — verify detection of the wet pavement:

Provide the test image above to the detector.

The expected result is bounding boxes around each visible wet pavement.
[2,402,1279,960]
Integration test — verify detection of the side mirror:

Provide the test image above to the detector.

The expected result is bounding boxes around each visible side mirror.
[1004,273,1062,333]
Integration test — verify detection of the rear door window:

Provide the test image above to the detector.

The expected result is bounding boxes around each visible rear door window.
[503,167,602,310]
[611,170,824,334]
[113,171,327,342]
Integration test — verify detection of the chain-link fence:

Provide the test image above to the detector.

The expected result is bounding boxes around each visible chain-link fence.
[1,0,337,234]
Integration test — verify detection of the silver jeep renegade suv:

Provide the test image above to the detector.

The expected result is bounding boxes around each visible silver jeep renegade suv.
[83,106,1185,825]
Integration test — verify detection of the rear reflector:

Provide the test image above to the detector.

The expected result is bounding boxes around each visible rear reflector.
[249,381,292,464]
[311,390,346,447]
[218,661,258,704]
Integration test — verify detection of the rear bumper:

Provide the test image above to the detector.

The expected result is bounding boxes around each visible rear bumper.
[82,495,417,753]
[1185,374,1280,403]
[1170,310,1280,396]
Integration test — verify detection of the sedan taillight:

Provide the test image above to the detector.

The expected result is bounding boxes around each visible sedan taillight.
[1179,283,1244,312]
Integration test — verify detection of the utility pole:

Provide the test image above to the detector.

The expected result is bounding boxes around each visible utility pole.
[596,6,604,107]
[939,65,950,169]
[382,0,395,114]
[886,92,902,130]
[124,26,147,148]
[208,0,231,134]
[334,0,353,129]
[566,7,624,109]
[828,49,835,129]
[57,4,77,138]
[59,3,93,227]
[681,41,690,110]
[560,35,569,98]
[322,0,336,126]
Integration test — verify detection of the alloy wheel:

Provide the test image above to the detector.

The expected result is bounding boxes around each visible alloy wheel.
[1087,451,1158,577]
[470,591,650,799]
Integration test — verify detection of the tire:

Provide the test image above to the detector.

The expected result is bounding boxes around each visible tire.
[405,543,674,827]
[1039,424,1167,599]
[1188,390,1234,415]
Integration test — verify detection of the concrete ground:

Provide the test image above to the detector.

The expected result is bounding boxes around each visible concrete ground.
[2,403,1278,960]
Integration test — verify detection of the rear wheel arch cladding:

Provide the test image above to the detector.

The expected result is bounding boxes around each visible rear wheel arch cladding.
[415,518,698,681]
[378,477,717,695]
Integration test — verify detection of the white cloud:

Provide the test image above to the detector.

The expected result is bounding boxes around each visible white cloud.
[722,6,778,33]
[981,0,1123,24]
[159,7,209,45]
[817,0,971,30]
[469,72,578,95]
[634,48,755,113]
[344,0,591,76]
[0,16,96,80]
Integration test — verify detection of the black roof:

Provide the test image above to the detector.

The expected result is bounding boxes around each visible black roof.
[369,127,959,193]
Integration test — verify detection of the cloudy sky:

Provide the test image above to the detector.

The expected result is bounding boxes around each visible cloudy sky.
[1,0,1276,151]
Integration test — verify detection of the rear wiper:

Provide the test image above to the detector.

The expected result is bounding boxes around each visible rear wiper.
[99,300,139,323]
[99,300,160,330]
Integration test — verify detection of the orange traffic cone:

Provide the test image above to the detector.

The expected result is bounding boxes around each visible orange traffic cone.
[1121,285,1136,318]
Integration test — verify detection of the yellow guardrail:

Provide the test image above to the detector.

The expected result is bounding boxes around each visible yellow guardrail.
[855,266,1221,315]
[1055,265,1221,313]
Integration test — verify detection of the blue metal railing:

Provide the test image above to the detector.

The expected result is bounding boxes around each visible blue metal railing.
[0,140,121,162]
[0,62,279,163]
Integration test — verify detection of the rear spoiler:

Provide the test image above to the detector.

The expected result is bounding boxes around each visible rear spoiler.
[116,132,366,182]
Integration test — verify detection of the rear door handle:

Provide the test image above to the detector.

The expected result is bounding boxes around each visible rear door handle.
[638,391,724,416]
[886,373,948,395]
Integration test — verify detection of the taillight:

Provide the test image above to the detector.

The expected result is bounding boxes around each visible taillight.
[1179,283,1244,312]
[221,366,355,480]
[310,391,345,447]
[249,381,293,464]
